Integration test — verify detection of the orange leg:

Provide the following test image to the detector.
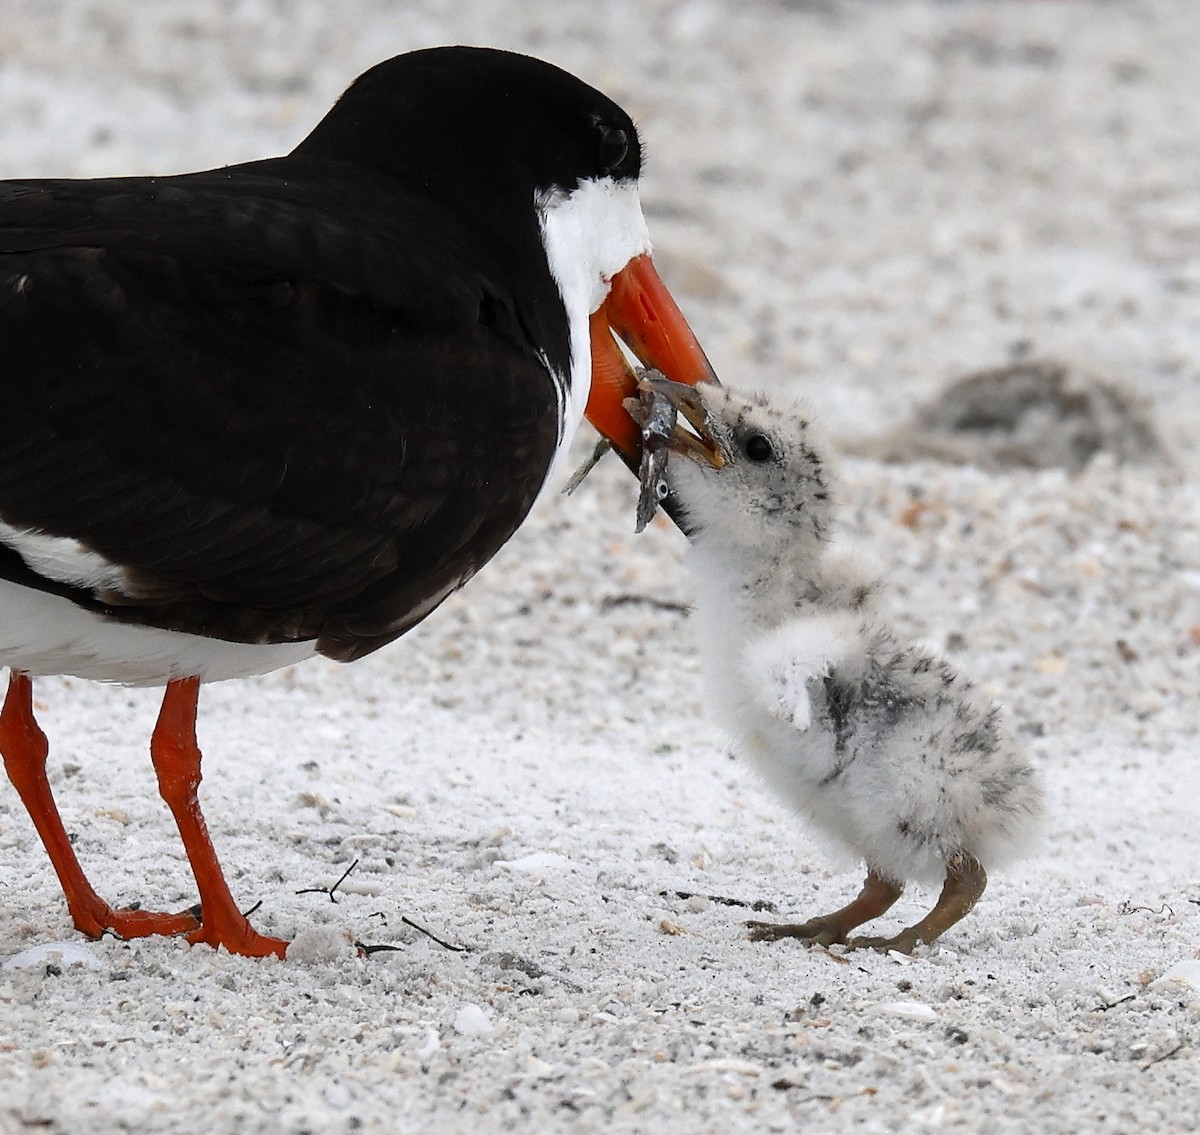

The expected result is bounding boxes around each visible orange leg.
[150,677,288,959]
[0,671,200,940]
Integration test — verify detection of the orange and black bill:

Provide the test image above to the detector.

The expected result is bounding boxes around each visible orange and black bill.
[585,253,718,462]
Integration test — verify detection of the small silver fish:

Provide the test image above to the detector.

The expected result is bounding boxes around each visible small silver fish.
[623,369,678,533]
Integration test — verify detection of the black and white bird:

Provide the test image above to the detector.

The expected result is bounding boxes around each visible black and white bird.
[649,379,1042,954]
[0,47,716,957]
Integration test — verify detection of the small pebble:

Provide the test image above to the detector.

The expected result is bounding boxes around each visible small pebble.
[3,941,105,972]
[285,926,356,964]
[416,1029,440,1061]
[1152,961,1200,991]
[453,1003,495,1037]
[872,1001,939,1022]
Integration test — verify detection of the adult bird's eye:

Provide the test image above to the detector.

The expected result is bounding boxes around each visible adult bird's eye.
[744,434,774,463]
[598,125,629,174]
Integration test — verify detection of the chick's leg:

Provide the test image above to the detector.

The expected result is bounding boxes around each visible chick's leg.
[849,853,987,955]
[747,870,904,946]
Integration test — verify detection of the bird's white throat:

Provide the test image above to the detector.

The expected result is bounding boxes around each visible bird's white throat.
[536,177,651,466]
[685,522,831,629]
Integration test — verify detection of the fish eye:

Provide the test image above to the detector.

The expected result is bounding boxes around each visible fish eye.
[598,125,629,174]
[743,434,774,463]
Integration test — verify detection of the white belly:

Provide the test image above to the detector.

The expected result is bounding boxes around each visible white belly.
[0,579,317,686]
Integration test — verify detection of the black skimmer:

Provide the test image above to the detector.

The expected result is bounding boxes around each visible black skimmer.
[646,379,1041,953]
[0,46,716,958]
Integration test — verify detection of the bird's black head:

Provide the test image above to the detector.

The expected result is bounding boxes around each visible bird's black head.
[289,47,718,481]
[294,47,642,212]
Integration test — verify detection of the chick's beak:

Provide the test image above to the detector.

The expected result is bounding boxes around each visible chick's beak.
[642,376,727,468]
[585,253,718,462]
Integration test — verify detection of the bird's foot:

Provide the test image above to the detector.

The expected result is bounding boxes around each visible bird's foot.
[845,929,925,955]
[746,872,906,950]
[746,916,847,947]
[186,912,288,959]
[76,894,288,957]
[70,897,201,941]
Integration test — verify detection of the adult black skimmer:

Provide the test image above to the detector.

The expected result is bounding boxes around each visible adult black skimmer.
[0,46,716,958]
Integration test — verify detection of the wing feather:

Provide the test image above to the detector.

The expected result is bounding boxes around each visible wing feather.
[0,161,561,660]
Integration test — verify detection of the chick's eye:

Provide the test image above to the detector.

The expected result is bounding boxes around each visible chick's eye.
[744,434,774,463]
[598,125,629,174]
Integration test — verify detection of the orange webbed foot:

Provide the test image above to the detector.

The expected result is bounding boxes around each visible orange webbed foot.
[185,910,288,959]
[73,900,201,942]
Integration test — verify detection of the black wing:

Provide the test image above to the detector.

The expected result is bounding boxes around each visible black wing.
[0,159,562,661]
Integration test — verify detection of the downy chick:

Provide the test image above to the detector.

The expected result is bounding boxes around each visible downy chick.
[648,378,1043,954]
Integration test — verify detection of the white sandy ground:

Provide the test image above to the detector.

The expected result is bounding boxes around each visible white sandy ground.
[1,1,1198,1132]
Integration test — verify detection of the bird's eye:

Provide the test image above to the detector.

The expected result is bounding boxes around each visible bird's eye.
[744,434,774,463]
[598,125,629,174]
